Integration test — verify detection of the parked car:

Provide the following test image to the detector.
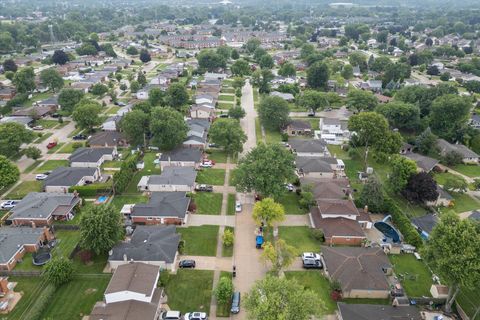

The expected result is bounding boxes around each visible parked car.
[72,134,88,140]
[114,101,127,106]
[32,125,44,131]
[162,311,182,320]
[208,143,217,148]
[199,162,213,168]
[285,183,294,192]
[0,200,19,209]
[203,159,215,165]
[302,252,321,261]
[307,112,315,117]
[35,174,48,180]
[219,114,229,118]
[179,260,196,268]
[195,184,213,192]
[303,258,323,269]
[235,201,242,212]
[231,292,241,314]
[51,113,60,118]
[46,141,57,149]
[184,312,208,320]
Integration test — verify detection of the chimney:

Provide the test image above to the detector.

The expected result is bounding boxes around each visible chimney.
[0,278,9,294]
[364,205,368,213]
[31,221,36,229]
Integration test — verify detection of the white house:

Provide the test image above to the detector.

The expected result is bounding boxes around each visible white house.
[69,147,117,168]
[137,167,197,192]
[317,117,351,145]
[102,116,121,131]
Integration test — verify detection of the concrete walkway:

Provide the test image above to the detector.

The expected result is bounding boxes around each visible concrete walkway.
[187,214,235,227]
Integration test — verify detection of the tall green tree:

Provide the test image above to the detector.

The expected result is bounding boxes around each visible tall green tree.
[253,198,285,227]
[214,276,234,307]
[148,87,165,107]
[259,54,274,69]
[72,100,102,132]
[261,240,297,275]
[197,50,226,71]
[0,122,34,157]
[209,119,247,155]
[306,61,329,90]
[228,106,246,120]
[358,176,384,212]
[278,62,296,77]
[165,83,189,110]
[388,155,417,193]
[24,146,42,160]
[245,38,261,53]
[347,90,378,112]
[430,94,471,141]
[121,110,149,147]
[58,88,85,114]
[297,90,329,115]
[0,155,20,188]
[40,68,64,92]
[258,96,290,131]
[44,257,74,287]
[376,101,420,130]
[52,50,69,65]
[13,67,35,93]
[150,107,188,150]
[231,59,251,76]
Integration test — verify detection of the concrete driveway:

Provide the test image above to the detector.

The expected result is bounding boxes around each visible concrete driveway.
[177,255,233,272]
[187,214,235,227]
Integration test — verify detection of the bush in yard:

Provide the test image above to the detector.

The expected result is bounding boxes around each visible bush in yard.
[24,146,42,160]
[0,156,20,188]
[222,229,234,247]
[473,179,480,190]
[44,256,74,287]
[23,283,56,320]
[71,142,83,150]
[310,229,324,241]
[69,182,112,197]
[214,276,234,307]
[113,153,139,193]
[442,150,463,166]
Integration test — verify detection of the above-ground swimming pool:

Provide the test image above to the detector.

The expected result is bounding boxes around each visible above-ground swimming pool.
[374,221,401,243]
[96,195,108,204]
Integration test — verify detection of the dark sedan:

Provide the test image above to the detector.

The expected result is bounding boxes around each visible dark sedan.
[179,259,196,268]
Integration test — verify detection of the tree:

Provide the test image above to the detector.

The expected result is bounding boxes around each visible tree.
[427,65,440,76]
[72,100,102,132]
[126,46,138,55]
[79,205,123,255]
[388,155,417,193]
[0,122,34,157]
[52,50,69,65]
[278,62,296,77]
[222,229,234,247]
[358,176,384,212]
[24,146,42,160]
[259,54,274,69]
[139,49,151,63]
[416,128,437,155]
[121,110,149,147]
[444,175,468,193]
[150,107,188,150]
[130,80,140,93]
[13,67,35,93]
[341,64,353,79]
[261,240,297,275]
[422,213,480,312]
[402,172,439,203]
[425,38,433,46]
[258,96,290,131]
[2,59,17,72]
[228,105,246,120]
[349,52,368,71]
[43,257,74,287]
[90,83,108,96]
[76,43,98,56]
[165,83,189,110]
[230,59,250,76]
[430,94,471,141]
[244,276,322,320]
[214,276,234,307]
[375,101,420,130]
[245,38,261,53]
[137,72,147,86]
[197,50,226,71]
[231,49,240,60]
[442,151,463,167]
[234,144,295,199]
[209,118,247,154]
[58,88,84,114]
[253,197,285,227]
[347,90,378,112]
[0,156,20,188]
[148,87,165,106]
[40,69,64,93]
[253,47,267,61]
[306,61,329,90]
[0,32,14,53]
[297,90,329,115]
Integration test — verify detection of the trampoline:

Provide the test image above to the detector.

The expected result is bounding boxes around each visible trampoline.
[374,215,401,243]
[33,252,52,266]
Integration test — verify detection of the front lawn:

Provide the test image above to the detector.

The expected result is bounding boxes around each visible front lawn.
[453,164,480,178]
[206,149,228,163]
[110,194,148,211]
[222,227,234,257]
[255,118,263,143]
[34,160,69,173]
[59,142,86,153]
[36,119,59,129]
[160,269,214,315]
[192,192,223,215]
[218,94,235,102]
[264,127,283,144]
[449,192,480,213]
[54,230,81,257]
[41,275,111,320]
[6,181,42,199]
[177,225,219,256]
[102,160,123,168]
[284,271,337,315]
[47,142,65,154]
[217,102,234,109]
[23,160,42,173]
[34,132,53,143]
[433,172,461,186]
[227,193,236,215]
[196,168,226,186]
[389,254,432,297]
[229,169,238,186]
[278,226,323,253]
[278,192,308,215]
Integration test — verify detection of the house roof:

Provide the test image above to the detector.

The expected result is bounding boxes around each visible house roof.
[289,139,328,153]
[411,214,439,234]
[43,167,97,188]
[270,91,295,100]
[296,156,335,173]
[322,246,391,293]
[159,147,202,163]
[317,199,359,216]
[0,116,33,125]
[109,225,180,263]
[12,106,52,117]
[132,192,190,219]
[337,303,422,320]
[69,147,114,163]
[90,297,161,320]
[147,166,197,187]
[187,118,211,131]
[0,227,44,264]
[287,120,311,130]
[311,207,365,239]
[300,177,350,200]
[9,192,80,221]
[437,139,479,159]
[38,96,58,105]
[403,152,439,172]
[105,262,159,296]
[88,131,127,147]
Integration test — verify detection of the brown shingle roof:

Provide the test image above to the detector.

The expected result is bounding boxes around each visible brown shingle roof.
[300,177,350,200]
[317,199,358,216]
[311,207,365,239]
[105,263,159,296]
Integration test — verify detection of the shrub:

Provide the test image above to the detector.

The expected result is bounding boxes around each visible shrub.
[44,256,74,287]
[69,182,112,197]
[310,228,324,241]
[72,142,83,150]
[223,229,234,247]
[281,133,289,142]
[23,283,56,320]
[113,152,139,193]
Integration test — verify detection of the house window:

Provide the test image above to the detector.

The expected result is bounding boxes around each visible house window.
[147,217,153,220]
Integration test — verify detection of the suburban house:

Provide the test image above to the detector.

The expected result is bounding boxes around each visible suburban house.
[0,86,15,100]
[295,156,345,178]
[337,303,422,320]
[158,147,203,170]
[426,185,453,207]
[0,227,53,271]
[90,262,163,320]
[108,226,180,271]
[190,104,215,120]
[411,214,439,239]
[322,246,392,298]
[399,142,414,154]
[137,166,197,192]
[102,116,122,132]
[36,96,59,109]
[69,147,117,168]
[283,120,312,136]
[403,152,439,173]
[88,131,128,148]
[289,139,330,157]
[43,167,100,193]
[122,192,190,225]
[270,91,295,102]
[11,105,55,118]
[436,139,479,164]
[317,118,350,145]
[183,121,208,149]
[7,192,81,226]
[0,116,34,129]
[300,177,351,200]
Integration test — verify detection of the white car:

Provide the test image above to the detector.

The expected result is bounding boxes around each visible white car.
[302,252,321,261]
[162,310,182,320]
[32,125,44,131]
[0,200,19,210]
[235,201,242,212]
[199,162,213,168]
[35,174,49,180]
[285,183,294,192]
[184,312,208,320]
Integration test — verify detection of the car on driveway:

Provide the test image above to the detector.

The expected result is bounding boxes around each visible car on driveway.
[231,292,241,314]
[161,311,182,320]
[303,258,323,269]
[72,134,88,140]
[285,183,294,192]
[184,312,208,320]
[179,259,196,268]
[235,201,242,212]
[46,141,57,149]
[0,200,19,210]
[35,174,49,180]
[302,252,321,261]
[199,162,213,168]
[32,125,44,131]
[195,184,213,192]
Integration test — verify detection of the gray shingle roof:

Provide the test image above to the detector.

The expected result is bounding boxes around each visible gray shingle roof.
[159,147,202,162]
[403,152,439,172]
[105,262,159,295]
[69,147,114,163]
[0,227,44,264]
[9,192,80,220]
[296,156,336,173]
[437,138,479,159]
[88,131,127,147]
[337,303,422,320]
[43,167,97,187]
[411,214,439,234]
[289,139,328,153]
[148,167,197,187]
[132,192,190,219]
[109,226,180,263]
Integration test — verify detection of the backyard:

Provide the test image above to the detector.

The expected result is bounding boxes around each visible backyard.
[278,226,323,253]
[192,192,223,215]
[389,254,432,297]
[278,192,308,215]
[196,168,226,186]
[110,194,148,211]
[177,225,219,256]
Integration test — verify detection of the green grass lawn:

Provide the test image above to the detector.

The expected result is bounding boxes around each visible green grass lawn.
[453,164,480,177]
[46,142,65,154]
[41,275,111,319]
[327,145,350,159]
[177,225,219,256]
[34,132,53,143]
[36,119,59,129]
[6,277,45,320]
[433,171,461,186]
[72,252,109,274]
[449,192,480,213]
[6,181,42,199]
[229,169,238,186]
[255,118,263,143]
[111,194,148,211]
[264,127,283,144]
[196,168,226,186]
[227,194,236,215]
[217,102,234,109]
[105,105,121,114]
[54,230,81,257]
[222,226,234,257]
[160,270,214,315]
[341,298,390,305]
[278,192,308,215]
[101,160,123,168]
[56,120,71,129]
[124,152,162,193]
[278,226,323,253]
[389,254,432,297]
[457,287,480,320]
[284,271,337,315]
[206,149,228,163]
[34,160,69,173]
[23,160,42,173]
[59,142,86,153]
[218,94,235,102]
[221,87,235,94]
[192,192,223,215]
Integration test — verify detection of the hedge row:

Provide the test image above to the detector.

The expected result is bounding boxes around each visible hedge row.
[113,152,140,193]
[24,282,56,320]
[68,182,112,197]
